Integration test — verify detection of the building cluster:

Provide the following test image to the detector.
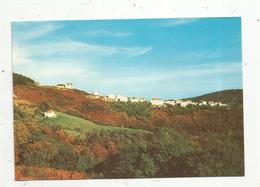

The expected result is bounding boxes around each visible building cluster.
[43,89,228,119]
[151,98,228,107]
[87,92,146,103]
[87,91,228,108]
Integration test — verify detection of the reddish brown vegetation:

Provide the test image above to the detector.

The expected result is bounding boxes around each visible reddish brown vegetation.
[16,166,88,180]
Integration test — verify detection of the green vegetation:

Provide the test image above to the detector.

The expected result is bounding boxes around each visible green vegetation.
[189,89,243,107]
[13,76,244,179]
[13,73,36,86]
[111,101,151,120]
[40,112,151,138]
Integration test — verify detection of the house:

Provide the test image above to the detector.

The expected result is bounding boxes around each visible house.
[56,83,73,89]
[217,102,228,107]
[165,100,177,106]
[209,101,218,106]
[93,91,100,96]
[116,95,129,102]
[44,110,57,118]
[199,101,207,106]
[139,98,146,102]
[180,102,189,107]
[151,98,164,107]
[175,100,193,107]
[65,83,73,89]
[56,84,66,89]
[92,91,101,98]
[130,97,140,103]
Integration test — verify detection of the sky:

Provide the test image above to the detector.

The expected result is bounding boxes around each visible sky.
[12,17,242,100]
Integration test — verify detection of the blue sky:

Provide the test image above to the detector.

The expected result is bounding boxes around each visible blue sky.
[12,17,242,99]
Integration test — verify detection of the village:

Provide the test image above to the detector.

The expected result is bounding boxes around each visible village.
[51,82,228,108]
[43,82,228,118]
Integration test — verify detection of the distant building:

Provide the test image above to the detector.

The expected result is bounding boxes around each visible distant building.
[116,95,129,102]
[130,97,140,103]
[175,100,193,107]
[92,91,101,98]
[217,102,228,107]
[65,83,73,89]
[44,110,57,118]
[56,84,66,89]
[139,98,146,102]
[93,91,100,96]
[165,100,177,106]
[151,98,164,107]
[56,83,73,89]
[209,101,218,106]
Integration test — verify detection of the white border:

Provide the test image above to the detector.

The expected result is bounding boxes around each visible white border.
[1,0,260,187]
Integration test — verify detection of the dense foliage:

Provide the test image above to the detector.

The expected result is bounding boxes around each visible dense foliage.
[13,73,36,86]
[13,76,244,180]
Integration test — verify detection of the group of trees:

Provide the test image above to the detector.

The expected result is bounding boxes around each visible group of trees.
[13,73,36,86]
[89,125,244,178]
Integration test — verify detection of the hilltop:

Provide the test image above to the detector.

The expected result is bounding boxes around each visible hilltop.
[188,89,243,107]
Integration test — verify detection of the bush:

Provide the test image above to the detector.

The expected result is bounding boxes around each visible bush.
[13,73,36,86]
[111,101,151,119]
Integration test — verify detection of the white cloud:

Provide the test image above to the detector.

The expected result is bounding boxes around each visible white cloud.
[13,23,61,41]
[86,30,133,37]
[12,42,97,82]
[122,46,153,56]
[12,43,33,66]
[163,18,198,27]
[15,40,152,58]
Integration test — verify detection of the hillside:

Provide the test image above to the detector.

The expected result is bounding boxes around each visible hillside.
[40,112,151,138]
[188,89,243,107]
[13,73,244,179]
[13,73,36,86]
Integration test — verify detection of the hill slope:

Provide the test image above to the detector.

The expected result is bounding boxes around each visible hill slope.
[13,73,244,179]
[189,89,243,107]
[40,112,151,138]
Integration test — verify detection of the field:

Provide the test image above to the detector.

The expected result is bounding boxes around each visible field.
[40,112,151,138]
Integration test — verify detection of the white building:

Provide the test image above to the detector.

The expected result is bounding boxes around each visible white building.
[139,98,146,102]
[175,100,193,107]
[217,102,228,107]
[165,100,177,106]
[151,98,164,107]
[209,101,218,106]
[44,110,57,118]
[56,83,73,89]
[56,84,66,89]
[130,97,140,103]
[116,95,129,102]
[93,91,100,97]
[65,83,73,89]
[199,101,207,106]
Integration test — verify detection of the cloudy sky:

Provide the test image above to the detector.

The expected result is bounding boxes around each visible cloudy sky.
[12,17,242,99]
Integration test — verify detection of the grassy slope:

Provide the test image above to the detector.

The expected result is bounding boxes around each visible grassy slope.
[40,112,151,137]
